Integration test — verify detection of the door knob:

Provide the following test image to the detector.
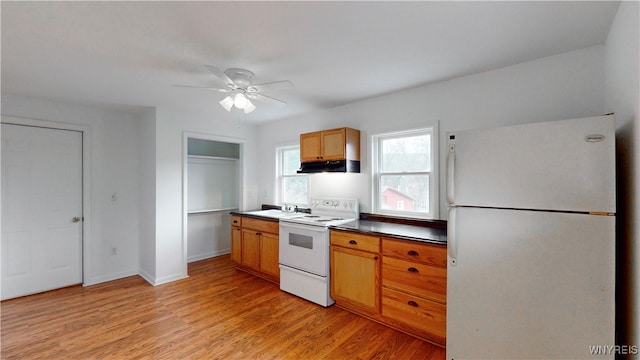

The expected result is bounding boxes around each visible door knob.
[72,217,81,223]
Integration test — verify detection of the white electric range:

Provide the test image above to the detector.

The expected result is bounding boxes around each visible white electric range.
[278,198,359,307]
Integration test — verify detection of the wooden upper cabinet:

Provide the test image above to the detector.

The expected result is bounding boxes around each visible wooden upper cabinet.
[300,127,360,163]
[300,132,322,162]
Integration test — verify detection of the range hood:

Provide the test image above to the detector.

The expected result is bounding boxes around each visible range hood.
[297,160,360,174]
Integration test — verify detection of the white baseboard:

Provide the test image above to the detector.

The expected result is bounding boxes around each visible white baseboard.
[188,248,230,263]
[137,268,157,286]
[83,269,139,287]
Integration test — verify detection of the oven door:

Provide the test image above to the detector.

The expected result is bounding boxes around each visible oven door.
[279,221,329,276]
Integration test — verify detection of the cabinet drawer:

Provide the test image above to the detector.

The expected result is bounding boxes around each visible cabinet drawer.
[331,231,379,253]
[231,215,242,227]
[382,257,446,304]
[242,217,278,234]
[382,238,446,267]
[382,287,446,346]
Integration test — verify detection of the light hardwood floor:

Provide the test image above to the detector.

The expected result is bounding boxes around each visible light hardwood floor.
[1,255,445,359]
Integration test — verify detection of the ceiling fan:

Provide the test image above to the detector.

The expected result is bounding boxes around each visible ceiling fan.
[174,66,294,114]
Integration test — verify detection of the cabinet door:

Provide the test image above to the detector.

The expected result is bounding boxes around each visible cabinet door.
[231,226,242,264]
[260,232,280,278]
[320,128,346,160]
[241,229,261,271]
[330,245,380,314]
[300,132,322,162]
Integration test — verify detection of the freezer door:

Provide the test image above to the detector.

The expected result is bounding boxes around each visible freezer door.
[447,115,615,213]
[446,207,615,359]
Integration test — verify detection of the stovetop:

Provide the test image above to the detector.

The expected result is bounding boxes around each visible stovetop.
[283,214,357,227]
[280,198,359,227]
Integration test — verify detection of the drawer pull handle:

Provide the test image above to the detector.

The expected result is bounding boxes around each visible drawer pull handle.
[349,240,358,245]
[408,267,419,273]
[408,300,419,307]
[256,232,261,235]
[408,250,419,256]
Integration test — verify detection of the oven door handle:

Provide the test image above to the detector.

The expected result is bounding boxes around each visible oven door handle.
[279,222,328,233]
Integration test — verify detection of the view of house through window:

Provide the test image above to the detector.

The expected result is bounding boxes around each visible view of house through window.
[277,146,308,205]
[373,128,436,218]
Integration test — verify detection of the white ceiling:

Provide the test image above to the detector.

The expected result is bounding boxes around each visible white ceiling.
[1,1,620,123]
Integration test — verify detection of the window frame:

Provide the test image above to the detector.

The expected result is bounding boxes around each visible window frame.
[275,145,309,206]
[371,125,439,219]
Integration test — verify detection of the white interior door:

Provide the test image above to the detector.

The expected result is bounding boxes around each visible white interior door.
[1,124,83,300]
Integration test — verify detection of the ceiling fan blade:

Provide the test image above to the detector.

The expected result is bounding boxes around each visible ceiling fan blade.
[248,93,287,107]
[173,84,231,92]
[247,80,295,93]
[203,65,236,88]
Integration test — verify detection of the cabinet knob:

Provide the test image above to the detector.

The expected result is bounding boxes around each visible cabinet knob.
[349,240,358,245]
[408,267,419,273]
[407,300,419,307]
[407,250,419,257]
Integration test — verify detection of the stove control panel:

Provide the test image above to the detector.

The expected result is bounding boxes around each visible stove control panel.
[310,198,358,211]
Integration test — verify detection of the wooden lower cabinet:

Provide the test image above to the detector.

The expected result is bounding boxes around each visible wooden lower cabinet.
[330,230,381,315]
[230,215,280,283]
[241,229,261,271]
[230,225,242,263]
[381,238,447,347]
[330,245,380,314]
[330,230,447,347]
[259,232,280,278]
[381,287,446,346]
[382,256,447,304]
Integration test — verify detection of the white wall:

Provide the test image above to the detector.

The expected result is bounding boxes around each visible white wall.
[187,212,232,262]
[257,45,606,218]
[0,95,260,288]
[605,0,640,349]
[1,94,141,285]
[138,107,157,283]
[148,107,259,285]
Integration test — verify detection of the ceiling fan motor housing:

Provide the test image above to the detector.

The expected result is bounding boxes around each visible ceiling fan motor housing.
[224,68,255,89]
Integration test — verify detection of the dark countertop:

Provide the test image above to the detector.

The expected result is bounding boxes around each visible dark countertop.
[231,209,447,246]
[230,210,278,221]
[330,220,447,246]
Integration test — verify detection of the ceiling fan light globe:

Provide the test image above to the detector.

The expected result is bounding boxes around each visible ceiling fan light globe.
[234,93,248,109]
[219,96,234,112]
[244,100,256,114]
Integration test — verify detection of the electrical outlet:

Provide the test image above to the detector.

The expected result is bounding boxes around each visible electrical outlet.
[111,193,117,201]
[111,247,117,256]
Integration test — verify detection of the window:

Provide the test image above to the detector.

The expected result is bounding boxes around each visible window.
[372,127,438,219]
[276,145,308,205]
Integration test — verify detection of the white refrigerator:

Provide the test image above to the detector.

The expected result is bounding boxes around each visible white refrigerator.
[446,115,616,359]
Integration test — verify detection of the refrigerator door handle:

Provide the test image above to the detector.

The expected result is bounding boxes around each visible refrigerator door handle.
[446,143,455,205]
[448,206,457,266]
